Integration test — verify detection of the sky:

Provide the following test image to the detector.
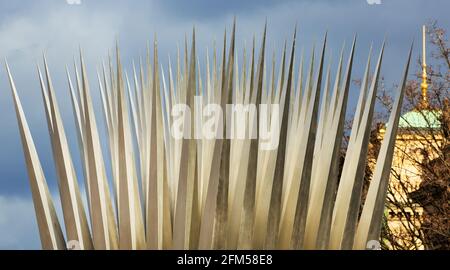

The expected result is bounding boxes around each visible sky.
[0,0,449,249]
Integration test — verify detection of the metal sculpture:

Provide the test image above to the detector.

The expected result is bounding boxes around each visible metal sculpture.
[4,21,412,250]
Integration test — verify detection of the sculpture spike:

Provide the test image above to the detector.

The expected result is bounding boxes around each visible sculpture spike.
[7,23,415,251]
[354,43,413,250]
[5,61,66,250]
[42,55,93,250]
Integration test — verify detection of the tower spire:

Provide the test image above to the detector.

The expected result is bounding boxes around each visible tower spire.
[420,25,429,108]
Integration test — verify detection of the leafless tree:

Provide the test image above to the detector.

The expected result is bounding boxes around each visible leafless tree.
[378,22,449,250]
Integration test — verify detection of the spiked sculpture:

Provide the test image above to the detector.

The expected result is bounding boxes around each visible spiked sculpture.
[5,22,412,250]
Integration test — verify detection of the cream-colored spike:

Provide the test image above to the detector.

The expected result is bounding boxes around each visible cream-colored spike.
[198,29,228,250]
[74,60,86,124]
[297,45,315,129]
[278,34,328,249]
[66,67,91,216]
[156,46,173,250]
[314,58,332,152]
[266,30,297,249]
[132,62,144,138]
[6,61,66,250]
[101,61,119,214]
[227,44,253,250]
[125,72,141,151]
[329,44,382,250]
[98,70,112,136]
[160,64,175,249]
[78,52,119,250]
[173,28,198,250]
[354,44,413,250]
[214,20,237,249]
[253,39,288,249]
[39,56,93,250]
[146,39,166,249]
[167,58,178,211]
[146,40,158,249]
[115,45,146,250]
[304,37,354,250]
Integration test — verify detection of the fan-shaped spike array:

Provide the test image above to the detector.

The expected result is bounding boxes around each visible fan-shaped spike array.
[4,22,412,250]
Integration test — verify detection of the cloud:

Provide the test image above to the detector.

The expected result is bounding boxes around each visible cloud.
[0,196,40,249]
[0,4,123,197]
[0,188,84,250]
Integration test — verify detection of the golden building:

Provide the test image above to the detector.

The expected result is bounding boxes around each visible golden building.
[383,26,443,250]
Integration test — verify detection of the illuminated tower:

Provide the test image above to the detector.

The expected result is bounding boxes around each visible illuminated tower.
[420,25,429,108]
